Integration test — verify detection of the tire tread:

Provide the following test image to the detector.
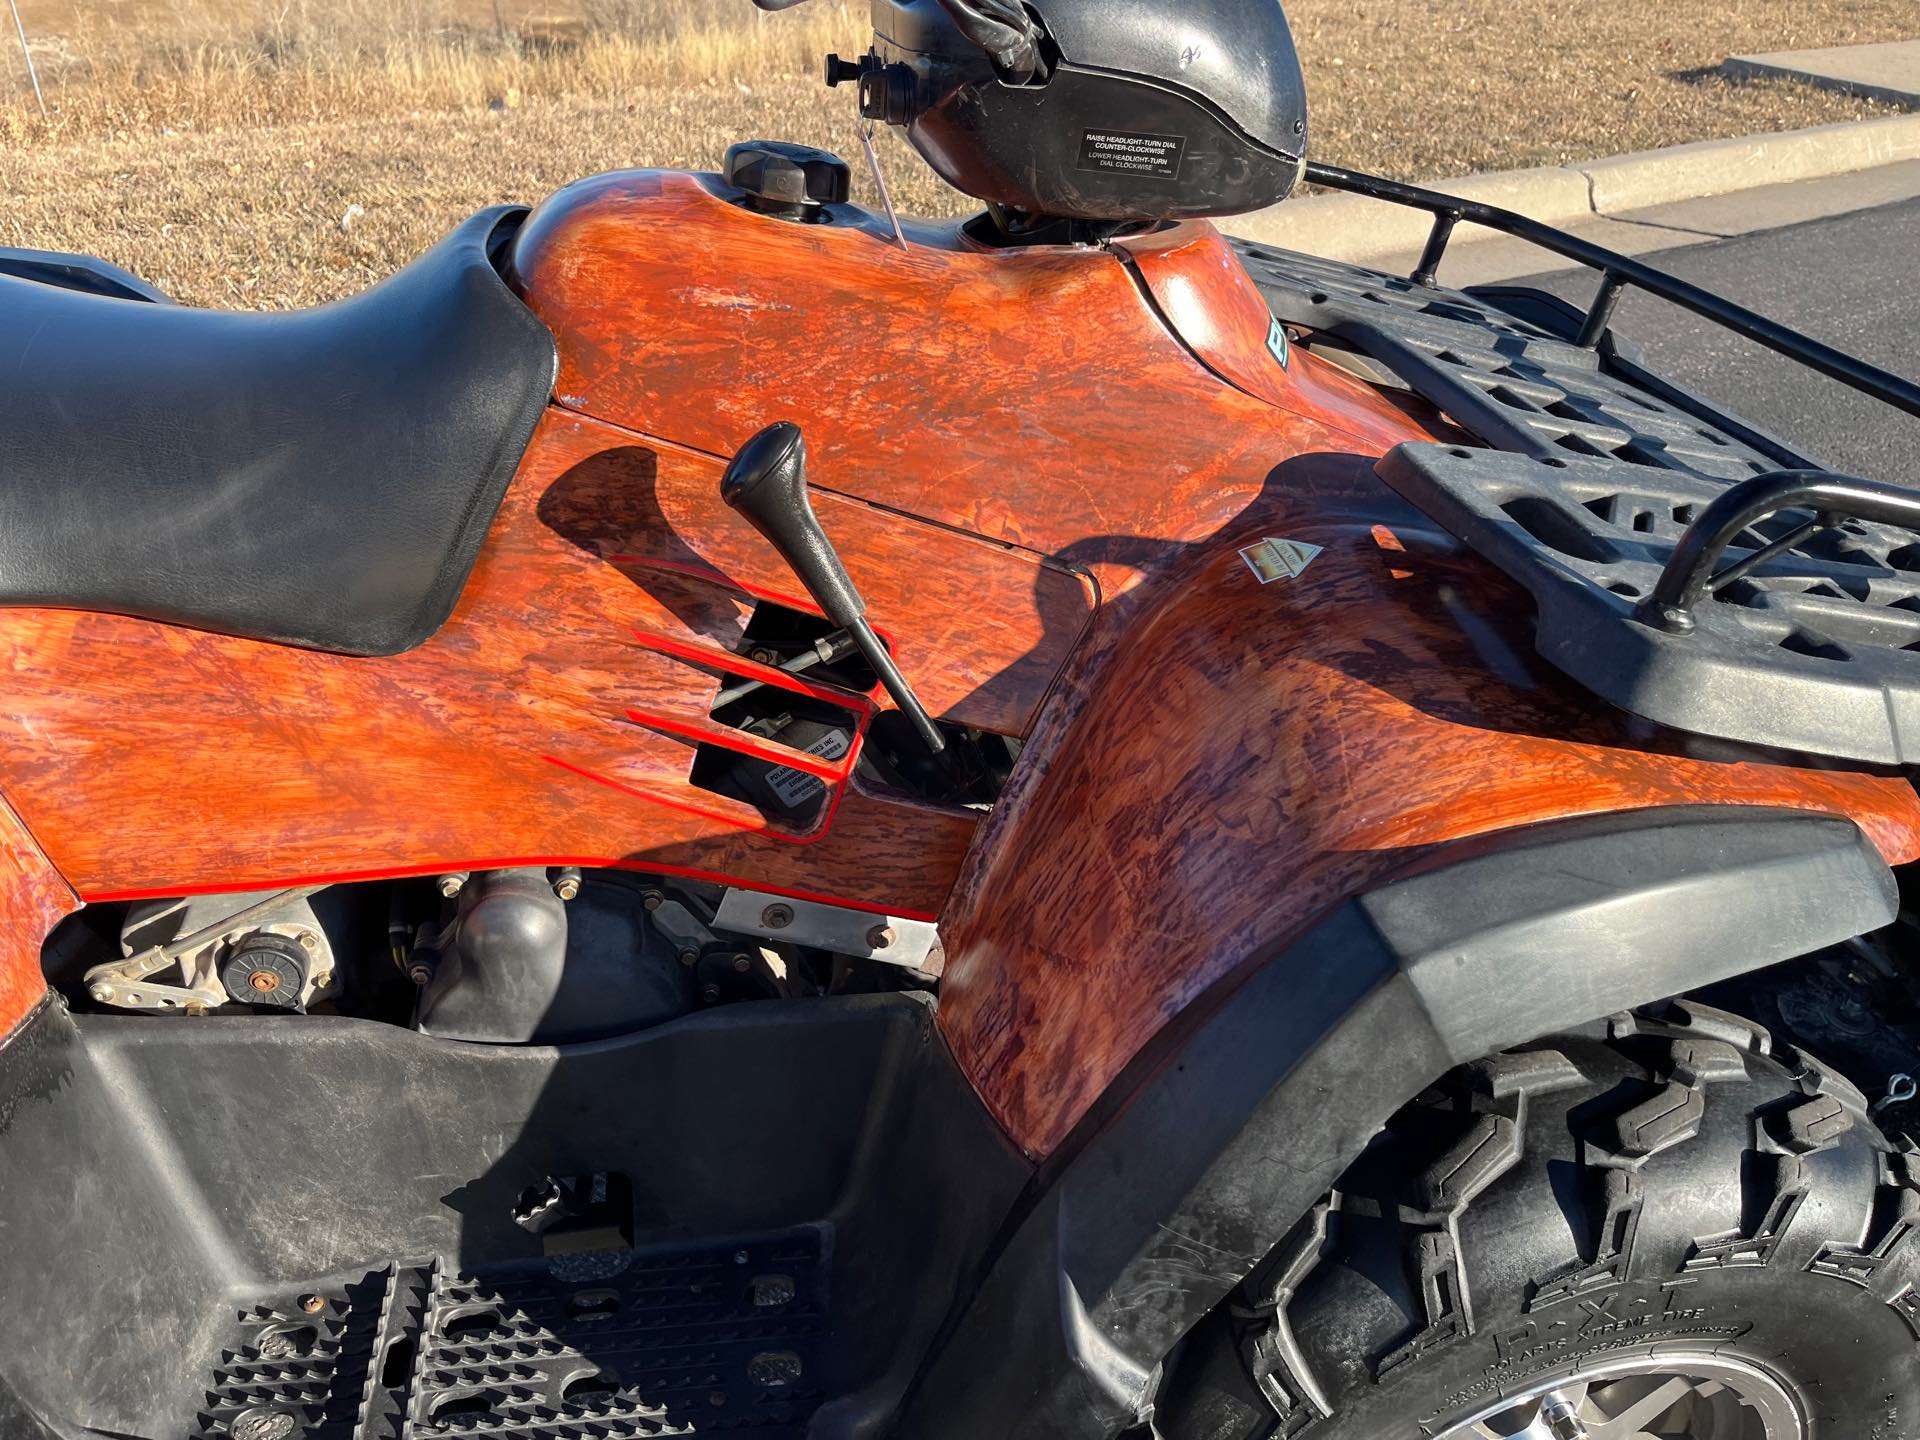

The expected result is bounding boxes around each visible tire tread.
[1195,1005,1920,1440]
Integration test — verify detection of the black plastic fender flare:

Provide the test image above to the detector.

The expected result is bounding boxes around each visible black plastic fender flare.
[897,804,1900,1439]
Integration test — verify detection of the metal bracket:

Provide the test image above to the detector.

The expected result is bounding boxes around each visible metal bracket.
[84,946,227,1013]
[714,887,938,971]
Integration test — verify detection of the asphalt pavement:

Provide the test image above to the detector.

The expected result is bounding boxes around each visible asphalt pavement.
[1509,194,1920,481]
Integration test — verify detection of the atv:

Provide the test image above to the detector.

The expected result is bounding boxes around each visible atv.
[4,1,1920,1437]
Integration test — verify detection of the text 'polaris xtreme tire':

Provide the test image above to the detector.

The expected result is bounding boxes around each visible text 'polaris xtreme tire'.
[1159,1002,1920,1439]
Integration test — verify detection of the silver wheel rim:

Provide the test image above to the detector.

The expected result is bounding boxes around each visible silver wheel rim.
[1434,1351,1805,1440]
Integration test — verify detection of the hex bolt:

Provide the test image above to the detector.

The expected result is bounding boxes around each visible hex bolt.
[641,890,664,912]
[406,960,436,987]
[1541,1393,1589,1440]
[437,872,469,899]
[749,648,777,666]
[701,983,723,1003]
[298,1293,325,1314]
[732,953,753,974]
[552,867,582,902]
[865,925,896,951]
[678,947,700,968]
[761,903,795,930]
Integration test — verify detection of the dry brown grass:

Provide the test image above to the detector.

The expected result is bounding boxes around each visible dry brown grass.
[1,0,864,139]
[0,0,1911,308]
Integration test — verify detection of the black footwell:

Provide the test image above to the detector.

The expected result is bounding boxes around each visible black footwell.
[0,1004,1029,1440]
[191,1232,827,1439]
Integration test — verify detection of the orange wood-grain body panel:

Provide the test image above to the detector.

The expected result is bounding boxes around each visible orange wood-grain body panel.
[1114,222,1436,435]
[936,451,1920,1157]
[0,796,78,1038]
[552,420,1100,735]
[0,408,1090,911]
[507,172,1427,600]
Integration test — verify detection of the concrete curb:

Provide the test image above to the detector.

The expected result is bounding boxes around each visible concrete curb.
[1226,111,1920,257]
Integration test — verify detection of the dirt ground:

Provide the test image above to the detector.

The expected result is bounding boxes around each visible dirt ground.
[0,0,1911,307]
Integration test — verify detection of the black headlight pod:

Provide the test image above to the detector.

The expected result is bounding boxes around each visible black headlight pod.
[862,0,1309,224]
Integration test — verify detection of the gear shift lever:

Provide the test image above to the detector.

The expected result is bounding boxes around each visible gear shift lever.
[721,422,946,755]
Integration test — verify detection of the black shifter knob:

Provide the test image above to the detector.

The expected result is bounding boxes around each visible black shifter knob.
[722,423,946,755]
[721,424,864,628]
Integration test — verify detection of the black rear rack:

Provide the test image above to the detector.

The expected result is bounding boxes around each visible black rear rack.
[1304,161,1920,420]
[1232,164,1920,764]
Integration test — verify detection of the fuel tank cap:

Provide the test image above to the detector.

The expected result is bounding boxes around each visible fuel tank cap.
[724,140,852,220]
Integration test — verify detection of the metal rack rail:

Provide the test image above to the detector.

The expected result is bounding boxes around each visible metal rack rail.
[1304,161,1920,421]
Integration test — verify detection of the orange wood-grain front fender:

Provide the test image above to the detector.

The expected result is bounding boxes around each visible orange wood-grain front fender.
[936,453,1920,1158]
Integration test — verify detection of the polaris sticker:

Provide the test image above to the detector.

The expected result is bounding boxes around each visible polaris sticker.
[1267,316,1291,370]
[1240,537,1323,583]
[1076,129,1187,179]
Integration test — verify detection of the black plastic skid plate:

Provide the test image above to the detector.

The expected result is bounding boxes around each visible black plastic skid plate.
[1379,441,1920,763]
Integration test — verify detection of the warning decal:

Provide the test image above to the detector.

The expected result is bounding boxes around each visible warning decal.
[1076,129,1187,179]
[764,728,851,810]
[1239,537,1324,584]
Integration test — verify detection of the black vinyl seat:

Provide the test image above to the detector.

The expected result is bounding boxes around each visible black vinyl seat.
[0,206,557,656]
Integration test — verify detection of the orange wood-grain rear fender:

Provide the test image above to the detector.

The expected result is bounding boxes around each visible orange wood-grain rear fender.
[936,454,1920,1157]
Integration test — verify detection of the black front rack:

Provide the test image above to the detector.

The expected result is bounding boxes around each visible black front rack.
[1233,163,1920,764]
[1641,472,1920,633]
[1304,161,1920,420]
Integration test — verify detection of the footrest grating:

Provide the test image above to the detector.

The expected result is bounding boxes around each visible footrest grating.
[190,1232,827,1439]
